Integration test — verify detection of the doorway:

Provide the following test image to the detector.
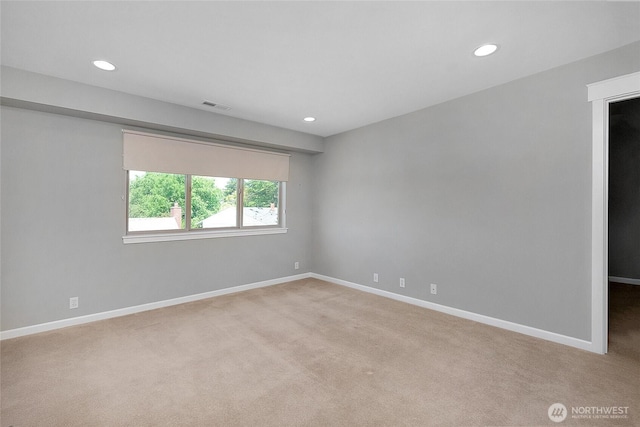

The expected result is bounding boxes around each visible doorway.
[607,97,640,356]
[588,71,640,354]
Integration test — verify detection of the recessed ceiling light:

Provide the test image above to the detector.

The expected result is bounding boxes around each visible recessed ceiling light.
[93,60,116,71]
[303,117,316,122]
[474,44,499,57]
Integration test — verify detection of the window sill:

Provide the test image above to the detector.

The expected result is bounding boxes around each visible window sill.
[122,227,287,244]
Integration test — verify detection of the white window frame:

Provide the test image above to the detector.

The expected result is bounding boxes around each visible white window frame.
[123,174,287,244]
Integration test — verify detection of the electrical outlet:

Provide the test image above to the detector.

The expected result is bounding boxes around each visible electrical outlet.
[430,284,437,295]
[373,273,379,283]
[294,261,299,270]
[69,297,79,309]
[399,278,405,288]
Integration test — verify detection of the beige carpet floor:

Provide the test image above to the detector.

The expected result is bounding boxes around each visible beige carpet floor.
[1,278,639,426]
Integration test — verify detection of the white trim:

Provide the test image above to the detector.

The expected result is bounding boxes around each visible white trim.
[123,227,287,244]
[588,71,640,355]
[590,95,609,355]
[587,72,640,102]
[311,273,594,353]
[0,273,310,340]
[0,271,615,352]
[609,276,640,286]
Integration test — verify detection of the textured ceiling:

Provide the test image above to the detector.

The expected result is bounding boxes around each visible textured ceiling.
[2,1,639,137]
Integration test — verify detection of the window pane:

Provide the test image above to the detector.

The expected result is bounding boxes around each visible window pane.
[128,171,185,232]
[243,179,279,227]
[196,177,236,229]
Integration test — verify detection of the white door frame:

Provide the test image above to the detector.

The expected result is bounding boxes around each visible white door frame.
[587,71,640,354]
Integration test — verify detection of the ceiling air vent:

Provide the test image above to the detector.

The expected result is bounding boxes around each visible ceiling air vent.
[202,101,232,111]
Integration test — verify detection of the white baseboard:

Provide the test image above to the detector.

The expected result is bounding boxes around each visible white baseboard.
[0,272,597,353]
[0,273,311,340]
[609,276,640,286]
[310,273,595,353]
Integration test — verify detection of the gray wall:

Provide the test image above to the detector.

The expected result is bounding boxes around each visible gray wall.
[1,107,314,330]
[311,42,640,341]
[1,66,324,154]
[609,97,640,280]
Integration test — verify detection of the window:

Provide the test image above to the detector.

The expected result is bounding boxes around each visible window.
[197,176,237,229]
[128,171,186,232]
[122,130,289,243]
[242,179,279,227]
[127,173,282,233]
